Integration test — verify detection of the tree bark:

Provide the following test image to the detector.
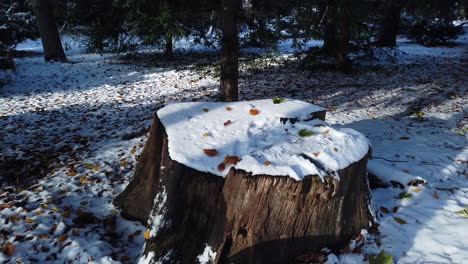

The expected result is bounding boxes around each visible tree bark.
[377,1,402,47]
[220,0,241,102]
[114,109,374,264]
[165,33,173,59]
[323,0,351,71]
[31,0,67,62]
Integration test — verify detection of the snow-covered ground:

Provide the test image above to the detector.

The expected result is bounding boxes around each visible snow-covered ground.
[0,28,467,263]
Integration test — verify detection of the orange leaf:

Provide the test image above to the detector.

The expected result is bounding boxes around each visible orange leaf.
[264,161,271,166]
[224,120,232,126]
[79,176,87,183]
[250,109,260,116]
[35,210,45,215]
[313,152,320,157]
[224,155,240,165]
[25,218,34,223]
[322,129,330,135]
[144,230,151,240]
[203,149,218,157]
[226,107,233,111]
[217,163,226,171]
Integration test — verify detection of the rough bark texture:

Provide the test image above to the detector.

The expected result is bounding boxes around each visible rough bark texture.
[377,1,402,47]
[220,0,241,102]
[115,108,373,264]
[31,0,67,62]
[323,0,351,71]
[165,34,173,59]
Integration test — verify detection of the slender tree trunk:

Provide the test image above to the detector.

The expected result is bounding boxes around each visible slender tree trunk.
[220,0,241,102]
[377,1,402,47]
[323,0,350,71]
[31,0,67,62]
[165,33,173,59]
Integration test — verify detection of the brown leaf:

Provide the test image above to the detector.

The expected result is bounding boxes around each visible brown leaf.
[400,137,410,140]
[322,129,330,135]
[202,133,209,137]
[224,155,240,165]
[380,207,390,214]
[314,124,324,127]
[313,152,320,157]
[223,120,232,126]
[217,163,226,171]
[333,147,339,152]
[49,224,58,234]
[203,149,218,157]
[203,108,209,112]
[57,234,68,243]
[264,161,271,166]
[4,244,14,257]
[249,109,260,116]
[25,218,34,223]
[392,207,399,213]
[226,107,233,111]
[72,229,79,236]
[393,217,408,224]
[38,234,50,239]
[79,176,87,183]
[433,191,439,199]
[9,216,20,222]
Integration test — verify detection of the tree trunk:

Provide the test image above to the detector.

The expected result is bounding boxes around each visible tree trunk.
[220,0,241,102]
[377,1,402,47]
[31,0,67,62]
[323,0,351,71]
[165,33,173,59]
[114,108,374,264]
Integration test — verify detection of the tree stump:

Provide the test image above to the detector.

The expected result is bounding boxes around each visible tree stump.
[114,99,373,264]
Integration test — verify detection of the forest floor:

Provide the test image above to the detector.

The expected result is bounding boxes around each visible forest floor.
[0,30,467,263]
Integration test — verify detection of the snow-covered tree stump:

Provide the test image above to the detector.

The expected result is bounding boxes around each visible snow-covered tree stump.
[114,99,373,264]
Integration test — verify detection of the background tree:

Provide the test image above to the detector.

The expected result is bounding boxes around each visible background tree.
[31,0,67,61]
[220,0,241,101]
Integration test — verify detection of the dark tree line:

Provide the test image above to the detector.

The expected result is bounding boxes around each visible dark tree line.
[1,0,467,99]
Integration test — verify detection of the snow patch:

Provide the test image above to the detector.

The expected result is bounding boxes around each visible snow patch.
[197,244,217,264]
[158,99,370,180]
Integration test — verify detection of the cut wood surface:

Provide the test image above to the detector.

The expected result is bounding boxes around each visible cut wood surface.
[114,100,373,264]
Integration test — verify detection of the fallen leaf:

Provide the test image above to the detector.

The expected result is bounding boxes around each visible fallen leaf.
[413,189,421,193]
[217,163,226,171]
[397,192,412,199]
[399,137,410,140]
[203,108,209,112]
[72,229,79,236]
[273,97,286,104]
[393,217,408,224]
[25,218,34,223]
[369,250,393,264]
[57,234,68,243]
[224,155,240,165]
[313,152,320,157]
[62,211,71,218]
[67,169,78,176]
[203,149,218,157]
[403,170,410,174]
[79,176,87,183]
[41,203,49,208]
[144,230,151,240]
[380,207,390,214]
[250,109,260,115]
[392,207,399,213]
[9,215,20,222]
[322,129,330,135]
[264,161,271,166]
[416,112,424,117]
[93,165,100,171]
[202,133,209,137]
[333,147,339,152]
[130,148,136,154]
[84,164,94,169]
[454,207,468,218]
[36,210,45,215]
[223,120,232,126]
[433,191,439,199]
[226,107,233,111]
[38,234,50,239]
[3,243,13,257]
[298,129,314,137]
[314,124,324,127]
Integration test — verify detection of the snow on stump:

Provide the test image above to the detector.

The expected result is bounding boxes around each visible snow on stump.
[114,99,373,264]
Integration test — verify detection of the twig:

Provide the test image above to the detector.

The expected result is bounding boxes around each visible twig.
[373,157,408,163]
